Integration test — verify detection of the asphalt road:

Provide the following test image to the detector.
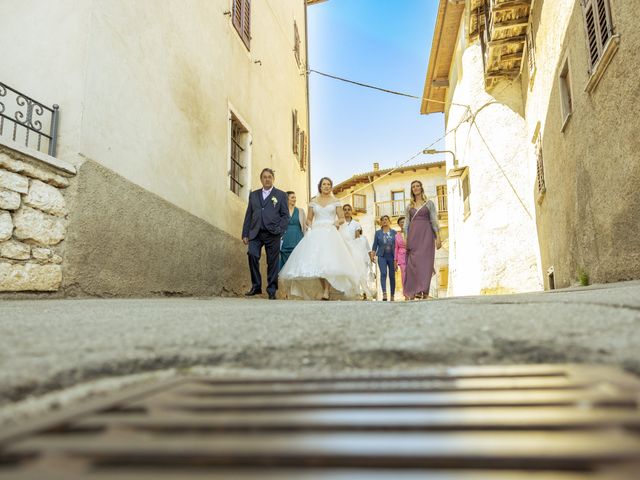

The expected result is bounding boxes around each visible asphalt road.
[1,280,639,407]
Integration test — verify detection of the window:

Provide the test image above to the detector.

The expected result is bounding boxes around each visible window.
[436,185,448,219]
[391,191,405,216]
[581,0,614,71]
[559,58,573,129]
[229,113,249,197]
[299,130,307,171]
[232,0,251,50]
[439,267,449,291]
[292,110,300,155]
[526,27,536,84]
[461,168,471,219]
[535,138,546,201]
[294,21,301,66]
[352,193,367,213]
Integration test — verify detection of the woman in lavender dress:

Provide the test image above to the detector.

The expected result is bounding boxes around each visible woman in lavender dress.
[403,180,442,300]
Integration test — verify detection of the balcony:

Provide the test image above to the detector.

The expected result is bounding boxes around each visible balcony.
[374,188,448,223]
[0,81,59,156]
[468,0,532,87]
[375,200,406,219]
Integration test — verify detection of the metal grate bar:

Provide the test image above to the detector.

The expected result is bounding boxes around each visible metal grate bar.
[1,365,639,478]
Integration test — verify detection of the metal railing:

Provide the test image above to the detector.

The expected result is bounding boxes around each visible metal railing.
[0,81,59,157]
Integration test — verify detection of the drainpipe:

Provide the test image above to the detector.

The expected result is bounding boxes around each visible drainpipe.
[368,174,379,298]
[304,0,312,202]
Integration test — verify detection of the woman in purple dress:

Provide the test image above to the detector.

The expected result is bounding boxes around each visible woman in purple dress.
[403,180,442,300]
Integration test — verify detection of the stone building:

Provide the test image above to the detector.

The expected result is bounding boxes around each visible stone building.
[421,0,639,292]
[0,0,313,296]
[333,162,449,298]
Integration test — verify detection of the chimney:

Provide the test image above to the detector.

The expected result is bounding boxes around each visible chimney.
[373,163,379,171]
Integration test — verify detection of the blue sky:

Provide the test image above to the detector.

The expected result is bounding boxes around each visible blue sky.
[307,0,445,187]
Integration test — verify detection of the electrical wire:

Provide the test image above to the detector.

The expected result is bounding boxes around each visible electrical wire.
[309,69,469,109]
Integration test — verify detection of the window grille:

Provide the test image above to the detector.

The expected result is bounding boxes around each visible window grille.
[230,114,248,196]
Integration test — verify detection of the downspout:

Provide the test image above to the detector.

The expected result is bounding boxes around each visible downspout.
[368,174,378,298]
[304,0,312,202]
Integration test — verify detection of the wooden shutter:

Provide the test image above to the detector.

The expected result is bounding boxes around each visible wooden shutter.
[581,0,614,70]
[299,131,306,171]
[232,0,242,33]
[232,0,250,50]
[294,21,301,66]
[242,0,251,49]
[292,110,299,154]
[536,139,546,195]
[526,28,536,77]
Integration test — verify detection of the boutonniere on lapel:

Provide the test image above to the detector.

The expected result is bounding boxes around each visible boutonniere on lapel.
[271,197,278,207]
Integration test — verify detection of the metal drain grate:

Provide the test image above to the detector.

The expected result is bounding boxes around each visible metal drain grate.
[1,365,639,479]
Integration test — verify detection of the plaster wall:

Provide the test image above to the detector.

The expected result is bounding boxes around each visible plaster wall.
[444,36,542,296]
[524,0,640,287]
[0,0,310,239]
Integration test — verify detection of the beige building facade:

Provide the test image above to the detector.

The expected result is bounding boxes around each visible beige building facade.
[333,162,449,298]
[422,0,639,292]
[422,0,542,296]
[523,0,640,288]
[0,0,312,295]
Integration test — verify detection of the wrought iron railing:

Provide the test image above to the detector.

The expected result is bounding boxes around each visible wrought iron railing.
[0,81,59,157]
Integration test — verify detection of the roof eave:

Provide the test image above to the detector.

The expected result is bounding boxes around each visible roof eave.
[421,0,465,115]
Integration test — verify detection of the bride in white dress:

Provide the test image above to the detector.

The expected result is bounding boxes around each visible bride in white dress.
[279,177,369,300]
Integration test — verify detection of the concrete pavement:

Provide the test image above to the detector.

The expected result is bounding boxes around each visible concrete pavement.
[1,280,639,409]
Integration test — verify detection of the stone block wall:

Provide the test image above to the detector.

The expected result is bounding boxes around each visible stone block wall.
[0,143,76,292]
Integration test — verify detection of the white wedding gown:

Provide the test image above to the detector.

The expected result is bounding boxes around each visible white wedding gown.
[279,200,370,300]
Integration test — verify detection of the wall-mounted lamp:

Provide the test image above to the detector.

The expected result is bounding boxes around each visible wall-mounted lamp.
[423,149,465,179]
[423,149,457,167]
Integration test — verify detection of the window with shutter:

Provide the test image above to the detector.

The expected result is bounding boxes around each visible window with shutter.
[294,21,301,66]
[292,110,299,155]
[299,131,306,171]
[535,138,546,200]
[581,0,614,71]
[526,27,536,84]
[242,0,251,48]
[559,57,573,129]
[461,169,471,219]
[232,0,251,50]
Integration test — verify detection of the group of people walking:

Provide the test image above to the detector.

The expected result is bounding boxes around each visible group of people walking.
[242,168,441,301]
[369,180,442,300]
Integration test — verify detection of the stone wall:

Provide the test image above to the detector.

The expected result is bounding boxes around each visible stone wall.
[0,142,76,292]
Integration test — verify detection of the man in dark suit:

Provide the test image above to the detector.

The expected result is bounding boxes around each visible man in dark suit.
[242,168,290,300]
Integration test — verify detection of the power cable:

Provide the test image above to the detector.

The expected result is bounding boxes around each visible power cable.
[309,69,469,109]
